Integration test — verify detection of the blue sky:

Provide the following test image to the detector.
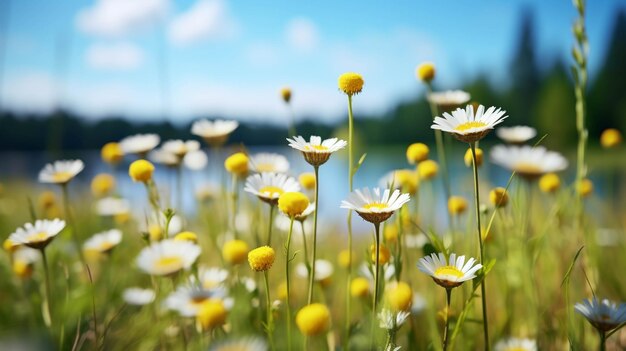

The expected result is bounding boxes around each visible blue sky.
[0,0,624,124]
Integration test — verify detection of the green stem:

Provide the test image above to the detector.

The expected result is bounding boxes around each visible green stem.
[345,94,355,351]
[285,217,294,351]
[308,166,319,304]
[300,221,311,274]
[599,330,606,351]
[231,174,239,239]
[471,143,490,350]
[264,271,275,351]
[40,248,53,330]
[371,222,382,349]
[443,288,452,351]
[267,204,275,246]
[61,183,86,265]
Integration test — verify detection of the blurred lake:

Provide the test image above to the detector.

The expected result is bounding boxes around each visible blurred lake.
[0,145,614,231]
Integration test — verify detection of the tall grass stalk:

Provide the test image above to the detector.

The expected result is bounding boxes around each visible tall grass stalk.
[308,166,320,304]
[344,94,355,350]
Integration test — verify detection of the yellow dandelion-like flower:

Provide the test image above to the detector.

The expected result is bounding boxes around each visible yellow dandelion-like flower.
[384,225,398,243]
[338,249,352,269]
[3,238,19,253]
[91,173,116,198]
[416,62,435,82]
[38,191,57,210]
[101,142,124,164]
[600,128,622,149]
[448,196,468,216]
[248,246,275,272]
[406,143,429,164]
[417,160,439,180]
[196,299,228,331]
[350,277,370,298]
[280,87,292,103]
[577,178,594,198]
[148,224,162,241]
[224,152,249,176]
[277,281,288,300]
[299,172,316,190]
[129,160,155,183]
[338,72,364,96]
[464,147,483,167]
[278,192,310,217]
[370,243,391,265]
[296,303,331,336]
[13,260,34,279]
[222,239,249,265]
[539,173,561,194]
[385,281,413,312]
[174,231,198,244]
[489,187,509,207]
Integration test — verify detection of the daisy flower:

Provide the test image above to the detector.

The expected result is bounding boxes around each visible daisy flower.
[136,240,201,276]
[431,104,507,143]
[574,298,626,332]
[183,150,208,171]
[198,266,229,289]
[295,202,315,221]
[164,284,226,317]
[9,219,66,250]
[417,252,482,289]
[95,197,130,216]
[120,134,160,156]
[494,337,537,351]
[491,145,568,179]
[296,259,334,282]
[149,149,179,167]
[341,187,411,224]
[83,229,122,254]
[191,119,239,146]
[360,262,396,282]
[249,153,290,174]
[38,160,84,184]
[123,288,156,306]
[496,126,537,144]
[287,135,347,166]
[162,140,200,157]
[427,90,471,112]
[378,308,411,330]
[244,173,300,205]
[208,337,267,351]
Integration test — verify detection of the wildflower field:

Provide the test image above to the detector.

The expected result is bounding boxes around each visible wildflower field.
[2,1,626,351]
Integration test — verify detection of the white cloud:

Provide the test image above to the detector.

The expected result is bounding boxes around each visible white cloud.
[168,0,238,46]
[86,42,144,70]
[285,18,319,53]
[245,42,280,66]
[2,72,58,113]
[76,0,168,37]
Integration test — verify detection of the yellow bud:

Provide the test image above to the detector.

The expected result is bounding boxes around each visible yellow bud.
[91,173,116,197]
[417,160,439,180]
[277,281,288,300]
[129,160,155,182]
[416,62,435,82]
[338,250,352,269]
[3,238,19,253]
[278,192,310,217]
[464,147,483,167]
[384,225,398,243]
[350,277,370,298]
[222,240,249,265]
[295,303,331,336]
[174,231,198,244]
[489,187,509,207]
[101,142,124,164]
[248,246,275,272]
[393,170,419,195]
[196,299,227,331]
[539,173,561,194]
[148,225,162,241]
[38,191,57,210]
[280,87,292,103]
[448,196,468,215]
[114,212,131,225]
[385,281,413,311]
[406,143,429,164]
[370,244,391,265]
[600,128,622,149]
[577,178,593,198]
[298,172,316,190]
[224,152,249,176]
[338,72,364,96]
[13,260,33,279]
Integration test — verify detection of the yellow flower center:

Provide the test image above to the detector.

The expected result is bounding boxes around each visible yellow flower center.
[52,172,73,183]
[155,256,183,270]
[99,242,114,251]
[454,121,487,132]
[27,232,49,243]
[600,314,612,321]
[514,162,542,174]
[259,186,284,197]
[434,266,464,278]
[190,296,210,306]
[255,163,275,172]
[363,203,388,211]
[305,145,329,151]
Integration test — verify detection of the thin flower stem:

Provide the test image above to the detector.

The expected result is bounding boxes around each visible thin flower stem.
[231,174,239,239]
[61,183,86,266]
[288,103,297,138]
[300,221,311,273]
[308,166,319,304]
[267,204,275,246]
[371,221,382,349]
[443,288,452,351]
[599,330,606,351]
[345,94,355,351]
[471,142,490,351]
[285,216,294,351]
[40,248,53,329]
[263,271,275,351]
